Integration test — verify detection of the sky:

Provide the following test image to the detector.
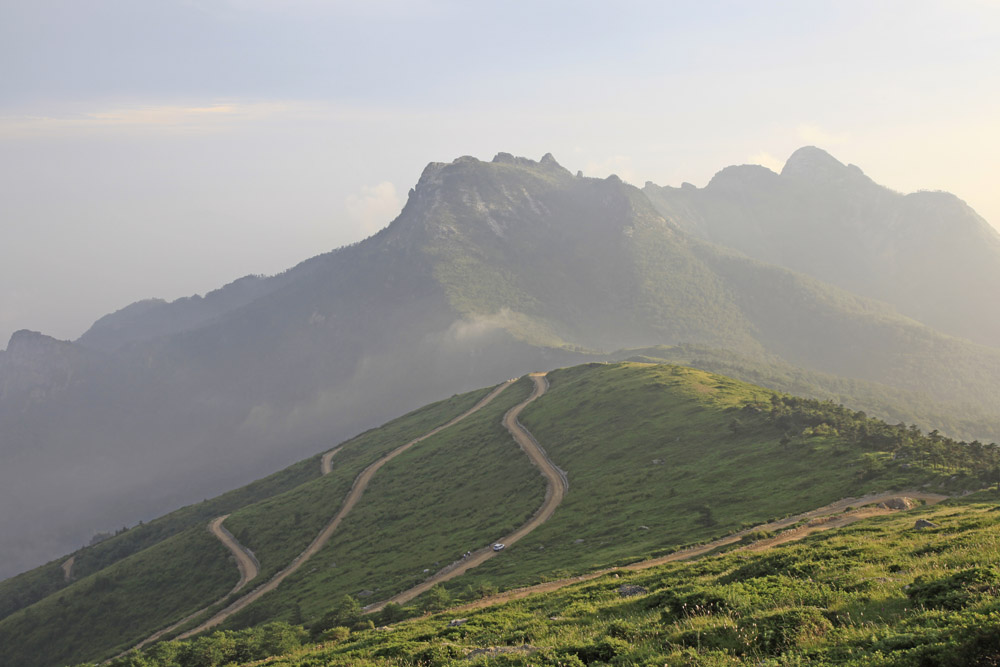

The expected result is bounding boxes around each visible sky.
[2,0,998,345]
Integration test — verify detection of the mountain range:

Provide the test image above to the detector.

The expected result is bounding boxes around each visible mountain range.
[3,146,1000,581]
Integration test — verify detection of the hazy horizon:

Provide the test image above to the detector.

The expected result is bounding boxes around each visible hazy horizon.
[2,0,999,345]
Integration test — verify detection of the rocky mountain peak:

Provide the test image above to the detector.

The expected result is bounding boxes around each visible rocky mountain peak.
[5,330,67,357]
[781,146,844,177]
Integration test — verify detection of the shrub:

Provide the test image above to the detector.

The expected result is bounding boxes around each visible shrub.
[907,567,1000,610]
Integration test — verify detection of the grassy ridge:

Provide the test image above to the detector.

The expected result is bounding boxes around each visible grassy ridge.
[449,363,992,594]
[0,526,236,667]
[216,378,542,629]
[615,343,1000,444]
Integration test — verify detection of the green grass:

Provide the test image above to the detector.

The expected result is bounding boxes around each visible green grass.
[0,525,236,667]
[223,386,497,584]
[96,497,1000,666]
[613,343,1000,444]
[448,362,983,594]
[216,377,543,629]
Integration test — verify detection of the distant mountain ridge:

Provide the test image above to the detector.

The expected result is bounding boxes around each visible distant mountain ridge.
[3,148,1000,581]
[643,146,1000,347]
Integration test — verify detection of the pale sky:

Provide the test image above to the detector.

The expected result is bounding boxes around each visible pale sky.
[2,0,998,345]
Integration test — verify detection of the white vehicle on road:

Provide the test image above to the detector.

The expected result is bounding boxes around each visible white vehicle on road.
[492,543,505,552]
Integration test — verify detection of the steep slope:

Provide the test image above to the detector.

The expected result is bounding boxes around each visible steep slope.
[5,362,998,667]
[5,150,1000,581]
[643,146,1000,347]
[0,385,505,666]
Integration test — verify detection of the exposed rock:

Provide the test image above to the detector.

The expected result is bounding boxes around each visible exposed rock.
[618,584,648,597]
[448,618,468,627]
[879,497,917,511]
[914,519,938,530]
[357,589,374,598]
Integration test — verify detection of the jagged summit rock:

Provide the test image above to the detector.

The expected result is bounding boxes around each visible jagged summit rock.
[780,145,871,187]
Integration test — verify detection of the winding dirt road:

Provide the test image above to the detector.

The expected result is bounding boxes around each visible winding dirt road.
[60,555,75,582]
[448,491,949,613]
[173,379,518,638]
[208,515,260,592]
[367,372,566,612]
[127,514,261,653]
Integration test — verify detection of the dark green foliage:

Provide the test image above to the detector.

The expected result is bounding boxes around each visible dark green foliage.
[100,622,306,667]
[310,596,362,639]
[907,567,1000,610]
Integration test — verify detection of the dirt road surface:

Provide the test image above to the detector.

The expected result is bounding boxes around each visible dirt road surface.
[60,556,74,582]
[173,379,517,638]
[366,372,566,612]
[208,514,260,592]
[449,491,948,613]
[320,444,344,476]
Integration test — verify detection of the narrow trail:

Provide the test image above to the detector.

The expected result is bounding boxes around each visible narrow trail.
[367,372,565,612]
[449,491,949,613]
[60,555,74,582]
[172,379,517,639]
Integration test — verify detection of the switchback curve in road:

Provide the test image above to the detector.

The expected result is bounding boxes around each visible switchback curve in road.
[208,514,260,593]
[174,378,517,638]
[366,372,567,612]
[126,514,260,653]
[320,444,345,476]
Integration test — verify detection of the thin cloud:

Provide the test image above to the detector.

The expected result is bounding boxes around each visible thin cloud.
[0,101,300,138]
[748,151,783,173]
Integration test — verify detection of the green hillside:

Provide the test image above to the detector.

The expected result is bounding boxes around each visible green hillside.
[5,362,998,666]
[102,496,1000,666]
[0,387,500,666]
